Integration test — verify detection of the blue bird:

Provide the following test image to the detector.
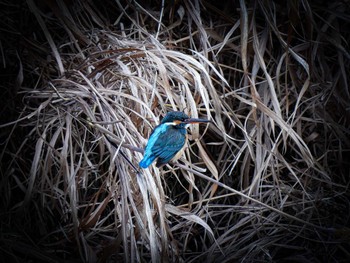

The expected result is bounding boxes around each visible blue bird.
[139,111,211,168]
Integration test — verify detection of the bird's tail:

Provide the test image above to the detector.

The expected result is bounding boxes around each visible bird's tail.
[139,155,156,168]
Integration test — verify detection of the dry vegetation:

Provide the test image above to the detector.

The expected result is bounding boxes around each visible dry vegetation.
[1,0,350,262]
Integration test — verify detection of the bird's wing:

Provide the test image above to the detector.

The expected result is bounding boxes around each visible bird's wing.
[151,128,186,165]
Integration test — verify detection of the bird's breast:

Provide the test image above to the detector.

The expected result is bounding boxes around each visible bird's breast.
[170,133,188,162]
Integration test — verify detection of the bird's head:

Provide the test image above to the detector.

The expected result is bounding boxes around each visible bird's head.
[161,111,211,127]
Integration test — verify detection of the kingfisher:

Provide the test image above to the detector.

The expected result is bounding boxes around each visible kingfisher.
[139,111,211,168]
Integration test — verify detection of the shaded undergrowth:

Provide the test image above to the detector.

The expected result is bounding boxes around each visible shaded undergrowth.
[1,0,350,262]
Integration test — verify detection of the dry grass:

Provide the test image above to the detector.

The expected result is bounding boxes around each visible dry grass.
[1,0,350,262]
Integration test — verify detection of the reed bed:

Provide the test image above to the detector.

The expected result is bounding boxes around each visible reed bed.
[1,0,349,262]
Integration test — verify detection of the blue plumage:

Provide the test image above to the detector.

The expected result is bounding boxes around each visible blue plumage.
[139,111,210,168]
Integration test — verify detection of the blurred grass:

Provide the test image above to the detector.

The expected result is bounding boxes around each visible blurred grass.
[1,0,350,262]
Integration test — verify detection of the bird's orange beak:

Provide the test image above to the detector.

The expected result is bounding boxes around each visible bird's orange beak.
[183,117,211,124]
